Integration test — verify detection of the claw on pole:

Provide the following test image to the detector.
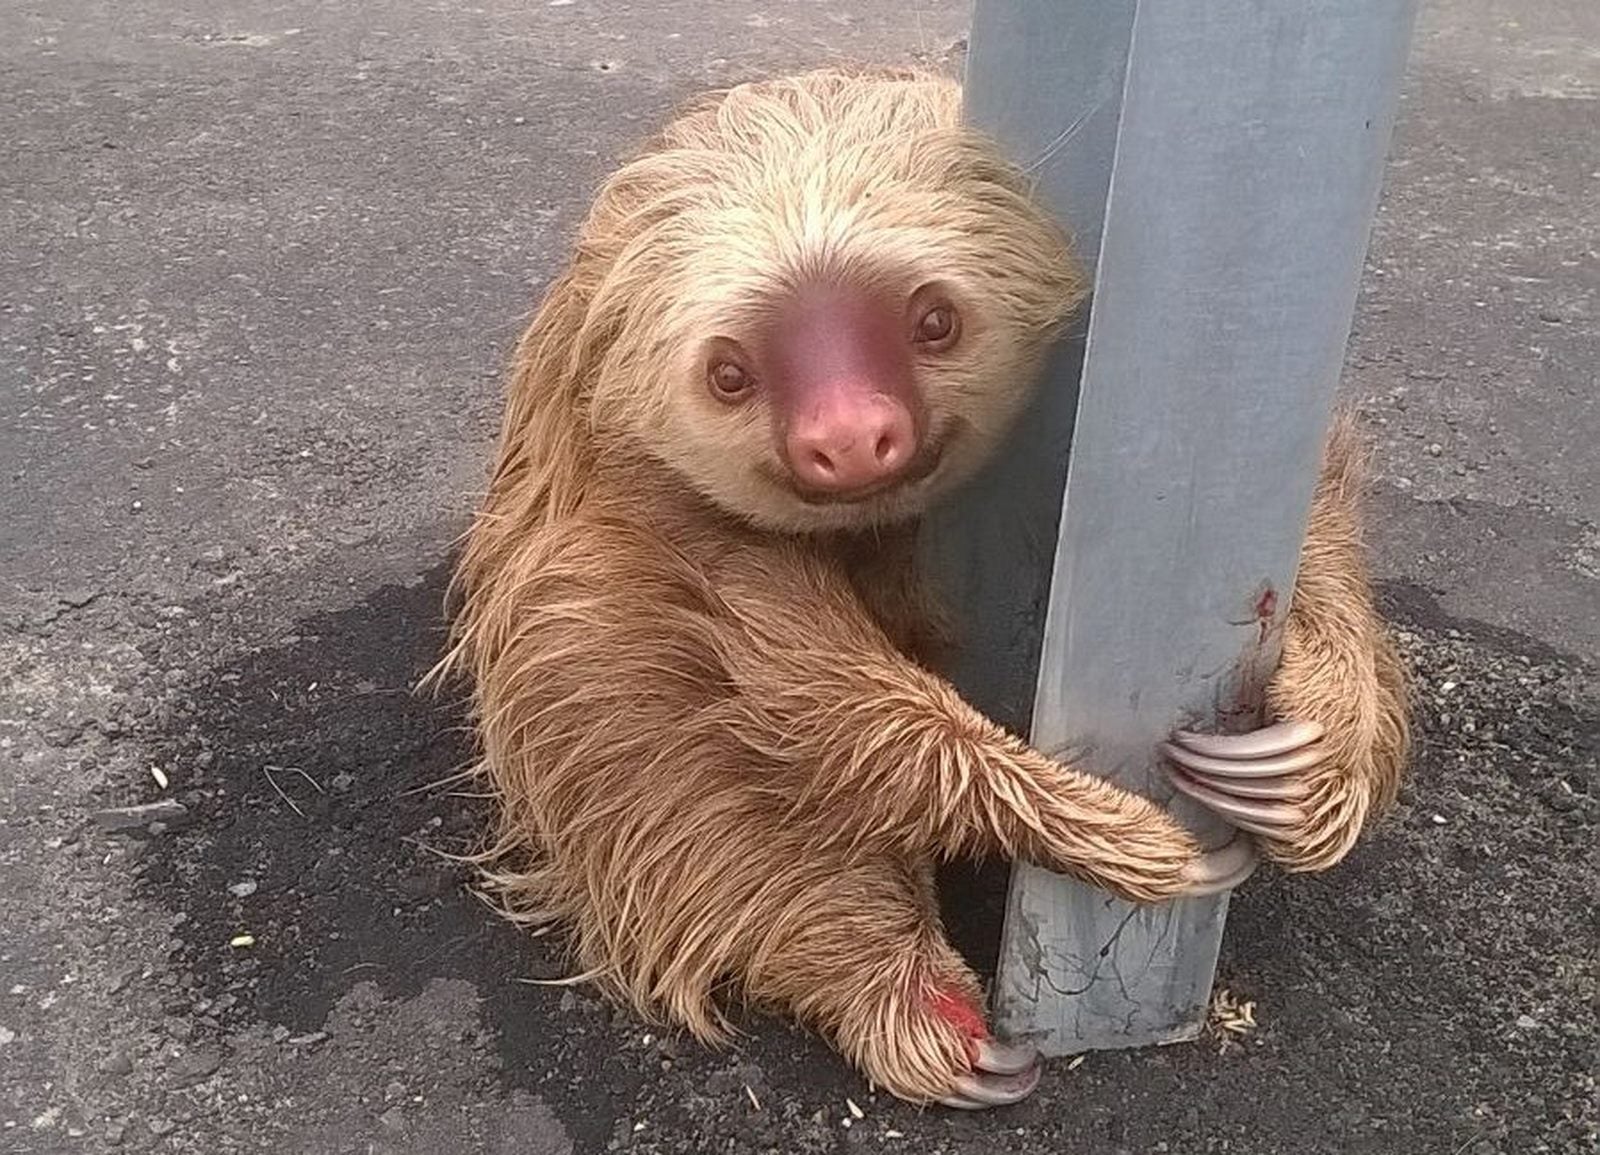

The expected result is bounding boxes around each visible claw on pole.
[1179,834,1260,896]
[1161,716,1324,837]
[1170,719,1325,760]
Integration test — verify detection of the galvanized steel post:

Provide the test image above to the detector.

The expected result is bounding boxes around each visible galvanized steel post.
[923,0,1419,1053]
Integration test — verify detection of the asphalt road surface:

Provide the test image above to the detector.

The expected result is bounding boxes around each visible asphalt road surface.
[2,2,1595,1153]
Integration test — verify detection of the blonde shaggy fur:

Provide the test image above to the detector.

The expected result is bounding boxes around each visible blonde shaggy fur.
[435,68,1410,1104]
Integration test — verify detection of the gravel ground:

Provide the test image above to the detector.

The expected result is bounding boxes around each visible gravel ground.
[2,2,1595,1153]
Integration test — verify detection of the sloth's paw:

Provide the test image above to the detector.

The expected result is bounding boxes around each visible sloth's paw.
[1161,719,1381,872]
[1161,719,1322,839]
[927,987,1041,1111]
[846,981,1041,1110]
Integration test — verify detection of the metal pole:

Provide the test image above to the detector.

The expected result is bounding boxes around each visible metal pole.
[926,0,1418,1054]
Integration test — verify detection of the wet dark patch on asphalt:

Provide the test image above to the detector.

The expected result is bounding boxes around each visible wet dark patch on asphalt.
[131,563,997,1151]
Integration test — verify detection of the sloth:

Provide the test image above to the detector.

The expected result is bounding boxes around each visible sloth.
[437,67,1410,1109]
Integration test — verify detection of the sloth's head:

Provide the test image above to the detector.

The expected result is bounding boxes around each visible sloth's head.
[569,69,1084,532]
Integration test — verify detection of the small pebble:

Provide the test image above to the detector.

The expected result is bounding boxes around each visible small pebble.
[228,880,258,898]
[167,1047,222,1086]
[1546,790,1579,814]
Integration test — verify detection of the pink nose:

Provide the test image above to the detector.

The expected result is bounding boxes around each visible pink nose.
[785,390,917,492]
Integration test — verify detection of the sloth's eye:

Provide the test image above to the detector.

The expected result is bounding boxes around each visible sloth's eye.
[708,359,755,402]
[913,303,959,351]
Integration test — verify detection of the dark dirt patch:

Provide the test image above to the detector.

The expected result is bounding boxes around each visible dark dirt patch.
[131,567,1597,1154]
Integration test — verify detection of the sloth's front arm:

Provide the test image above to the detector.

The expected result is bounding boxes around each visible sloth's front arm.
[714,549,1255,903]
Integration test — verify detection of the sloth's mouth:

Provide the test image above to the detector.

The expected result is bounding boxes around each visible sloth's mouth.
[779,428,951,507]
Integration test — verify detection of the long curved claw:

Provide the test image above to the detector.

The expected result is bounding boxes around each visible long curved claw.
[938,1063,1042,1110]
[1170,719,1323,760]
[973,1037,1039,1076]
[1167,770,1304,837]
[1170,771,1303,801]
[1179,835,1259,896]
[1159,740,1325,780]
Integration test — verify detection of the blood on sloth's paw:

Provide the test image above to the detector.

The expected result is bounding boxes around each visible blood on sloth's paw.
[1160,719,1323,841]
[927,987,1041,1110]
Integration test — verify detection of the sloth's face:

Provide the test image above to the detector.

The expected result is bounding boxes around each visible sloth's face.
[662,270,1019,534]
[586,73,1083,533]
